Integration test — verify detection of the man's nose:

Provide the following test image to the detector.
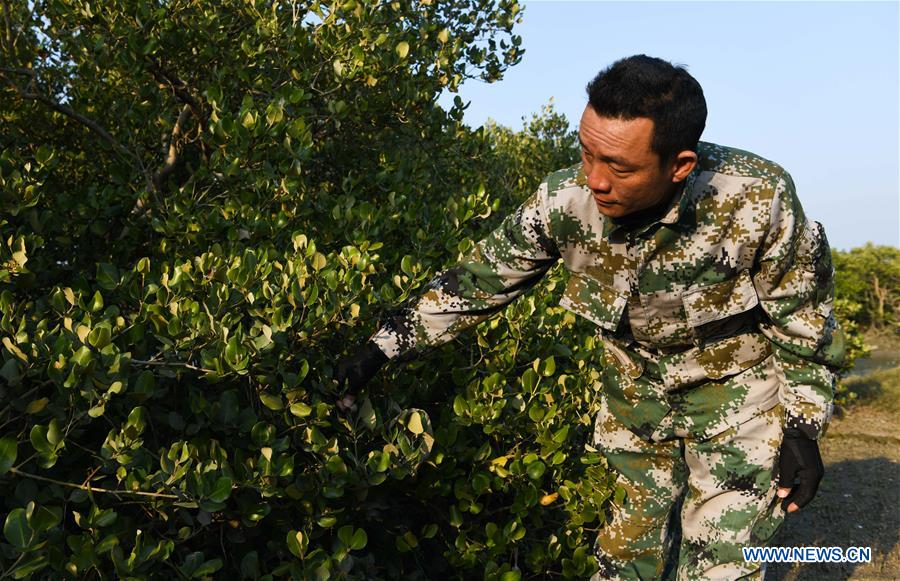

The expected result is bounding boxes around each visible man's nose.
[586,164,611,193]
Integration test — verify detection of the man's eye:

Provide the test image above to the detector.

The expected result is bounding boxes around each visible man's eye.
[610,166,631,175]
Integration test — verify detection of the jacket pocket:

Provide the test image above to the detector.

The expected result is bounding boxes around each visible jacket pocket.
[682,269,759,328]
[559,271,628,333]
[658,269,768,388]
[661,332,772,388]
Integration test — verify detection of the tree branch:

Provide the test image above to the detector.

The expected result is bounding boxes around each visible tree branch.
[145,55,204,121]
[129,358,215,374]
[2,67,141,165]
[153,103,192,194]
[8,467,183,500]
[143,55,212,197]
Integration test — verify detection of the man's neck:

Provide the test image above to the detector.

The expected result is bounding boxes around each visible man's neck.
[612,183,684,230]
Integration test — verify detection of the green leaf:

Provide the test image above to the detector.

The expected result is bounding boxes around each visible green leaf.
[449,505,463,527]
[34,145,54,166]
[526,461,546,480]
[358,397,376,430]
[400,254,414,275]
[259,392,283,411]
[289,402,312,418]
[0,436,17,474]
[4,508,32,548]
[265,101,284,126]
[29,505,61,533]
[421,523,438,539]
[208,477,233,503]
[126,407,147,434]
[350,528,367,550]
[224,336,243,365]
[521,368,538,392]
[240,551,260,578]
[96,534,119,553]
[92,508,117,528]
[542,356,556,376]
[88,290,104,312]
[96,263,120,290]
[297,359,310,382]
[29,425,51,453]
[250,422,275,446]
[552,425,569,444]
[286,530,307,558]
[71,345,93,367]
[134,370,155,395]
[453,395,468,416]
[472,472,490,494]
[0,359,20,384]
[395,41,409,58]
[337,525,354,546]
[10,553,48,579]
[46,419,62,446]
[192,558,223,577]
[88,325,112,348]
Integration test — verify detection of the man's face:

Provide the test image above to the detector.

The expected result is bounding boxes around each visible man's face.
[579,105,690,219]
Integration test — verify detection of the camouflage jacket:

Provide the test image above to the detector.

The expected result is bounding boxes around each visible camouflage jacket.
[371,142,845,440]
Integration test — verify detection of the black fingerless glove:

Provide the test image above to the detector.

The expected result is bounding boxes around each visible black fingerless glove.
[777,428,825,511]
[333,341,388,393]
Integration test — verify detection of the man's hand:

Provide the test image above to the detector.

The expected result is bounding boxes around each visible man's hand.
[333,341,388,412]
[776,428,825,513]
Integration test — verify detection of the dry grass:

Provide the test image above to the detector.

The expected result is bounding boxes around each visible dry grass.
[768,363,900,580]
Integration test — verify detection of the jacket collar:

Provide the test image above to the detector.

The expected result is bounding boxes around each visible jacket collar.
[599,162,701,239]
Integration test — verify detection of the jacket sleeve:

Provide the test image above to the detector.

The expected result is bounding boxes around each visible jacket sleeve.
[752,171,846,439]
[370,181,561,360]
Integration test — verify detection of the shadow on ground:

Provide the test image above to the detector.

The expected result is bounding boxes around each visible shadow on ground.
[767,456,900,580]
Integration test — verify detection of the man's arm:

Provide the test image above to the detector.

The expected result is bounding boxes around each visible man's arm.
[753,170,846,440]
[370,181,561,361]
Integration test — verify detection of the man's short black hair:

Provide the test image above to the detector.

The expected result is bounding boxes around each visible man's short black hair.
[586,55,707,160]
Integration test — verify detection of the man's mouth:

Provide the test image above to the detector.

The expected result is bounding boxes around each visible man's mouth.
[593,195,616,206]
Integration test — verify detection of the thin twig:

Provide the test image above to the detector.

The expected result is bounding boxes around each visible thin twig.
[129,358,214,373]
[0,384,43,419]
[8,467,182,500]
[7,0,35,56]
[1,0,14,58]
[1,552,25,579]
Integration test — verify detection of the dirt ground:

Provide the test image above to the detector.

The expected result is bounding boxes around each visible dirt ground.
[767,362,900,581]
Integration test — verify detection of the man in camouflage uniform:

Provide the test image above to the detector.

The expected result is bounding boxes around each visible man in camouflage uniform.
[335,55,844,579]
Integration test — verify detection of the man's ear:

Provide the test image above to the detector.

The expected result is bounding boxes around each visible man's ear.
[670,150,698,183]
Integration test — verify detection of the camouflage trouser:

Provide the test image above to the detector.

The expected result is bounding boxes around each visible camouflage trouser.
[589,396,786,580]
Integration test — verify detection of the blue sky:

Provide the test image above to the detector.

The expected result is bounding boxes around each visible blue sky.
[437,1,899,250]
